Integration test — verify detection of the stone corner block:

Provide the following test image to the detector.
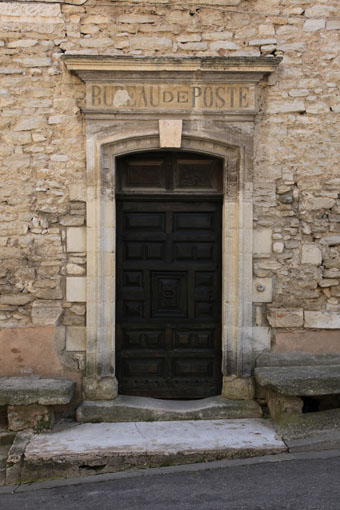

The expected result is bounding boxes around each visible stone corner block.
[66,326,86,351]
[83,377,118,401]
[221,376,255,400]
[67,227,86,253]
[253,228,272,255]
[66,277,86,302]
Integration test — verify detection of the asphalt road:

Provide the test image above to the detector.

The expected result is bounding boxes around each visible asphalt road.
[1,452,340,510]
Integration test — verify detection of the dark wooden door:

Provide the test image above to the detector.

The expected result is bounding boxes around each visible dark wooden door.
[116,152,222,399]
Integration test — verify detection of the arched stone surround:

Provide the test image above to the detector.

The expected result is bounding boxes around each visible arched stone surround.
[83,123,254,400]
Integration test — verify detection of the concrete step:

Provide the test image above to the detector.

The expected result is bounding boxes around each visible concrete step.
[20,418,286,484]
[76,395,262,423]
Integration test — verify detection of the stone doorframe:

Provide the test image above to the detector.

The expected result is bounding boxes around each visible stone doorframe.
[63,56,282,400]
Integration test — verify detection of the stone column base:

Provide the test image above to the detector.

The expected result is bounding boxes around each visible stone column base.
[84,377,118,400]
[221,376,255,400]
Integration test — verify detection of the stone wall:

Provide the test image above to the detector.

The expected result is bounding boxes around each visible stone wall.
[0,0,340,381]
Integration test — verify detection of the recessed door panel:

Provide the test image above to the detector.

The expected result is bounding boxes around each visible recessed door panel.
[116,152,222,399]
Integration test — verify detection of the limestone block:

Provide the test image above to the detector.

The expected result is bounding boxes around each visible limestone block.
[66,263,85,275]
[273,242,284,254]
[84,377,118,401]
[67,227,86,253]
[0,3,62,23]
[252,327,271,355]
[0,294,33,305]
[66,326,86,351]
[267,308,304,328]
[304,19,325,31]
[253,229,273,255]
[31,300,63,326]
[221,376,255,400]
[66,277,86,302]
[14,117,45,132]
[266,389,303,421]
[8,405,54,432]
[267,102,305,114]
[69,183,86,201]
[304,311,340,329]
[255,366,340,396]
[253,278,273,303]
[159,120,182,148]
[327,21,340,30]
[0,378,75,406]
[301,244,322,265]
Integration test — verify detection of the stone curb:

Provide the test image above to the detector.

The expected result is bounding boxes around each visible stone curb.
[1,448,340,495]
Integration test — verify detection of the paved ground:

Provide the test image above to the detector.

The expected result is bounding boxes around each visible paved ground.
[1,450,340,510]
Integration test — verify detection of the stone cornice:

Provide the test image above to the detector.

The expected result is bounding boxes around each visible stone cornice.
[63,55,282,82]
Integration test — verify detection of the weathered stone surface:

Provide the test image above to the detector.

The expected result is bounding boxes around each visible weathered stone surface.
[255,366,340,396]
[301,244,322,265]
[76,395,262,423]
[221,376,255,400]
[304,311,340,329]
[273,331,340,354]
[266,389,303,421]
[267,309,304,328]
[256,351,340,368]
[31,301,63,326]
[7,404,54,432]
[0,377,75,406]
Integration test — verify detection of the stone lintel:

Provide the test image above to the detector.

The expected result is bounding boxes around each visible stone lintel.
[63,55,282,76]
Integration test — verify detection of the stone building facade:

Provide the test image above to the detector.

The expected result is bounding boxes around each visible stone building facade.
[0,0,340,412]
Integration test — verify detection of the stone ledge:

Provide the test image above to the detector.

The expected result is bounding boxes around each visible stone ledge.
[256,351,340,367]
[254,366,340,396]
[0,378,75,406]
[76,395,262,423]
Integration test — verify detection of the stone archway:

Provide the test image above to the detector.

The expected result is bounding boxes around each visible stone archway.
[83,126,254,401]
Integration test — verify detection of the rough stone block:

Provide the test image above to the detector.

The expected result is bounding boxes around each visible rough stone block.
[301,244,322,265]
[67,227,86,253]
[274,331,340,354]
[66,277,86,302]
[66,326,86,351]
[8,405,54,432]
[31,300,63,326]
[221,376,255,400]
[304,311,340,329]
[0,378,75,406]
[267,308,304,328]
[266,389,303,421]
[255,365,340,396]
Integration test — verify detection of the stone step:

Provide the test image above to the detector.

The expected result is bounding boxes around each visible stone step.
[254,365,340,396]
[76,395,262,423]
[21,419,285,484]
[256,351,340,367]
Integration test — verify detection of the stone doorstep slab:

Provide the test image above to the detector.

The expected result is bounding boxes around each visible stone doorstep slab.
[20,419,286,483]
[0,378,75,406]
[254,365,340,396]
[76,395,262,423]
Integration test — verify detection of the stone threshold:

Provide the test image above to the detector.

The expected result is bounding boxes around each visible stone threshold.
[76,395,262,423]
[19,418,286,484]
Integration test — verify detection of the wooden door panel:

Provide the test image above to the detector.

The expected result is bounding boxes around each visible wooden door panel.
[116,152,222,399]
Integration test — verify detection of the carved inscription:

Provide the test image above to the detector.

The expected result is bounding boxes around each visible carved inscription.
[86,83,255,111]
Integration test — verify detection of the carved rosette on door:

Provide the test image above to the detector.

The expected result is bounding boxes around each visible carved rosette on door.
[116,151,223,399]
